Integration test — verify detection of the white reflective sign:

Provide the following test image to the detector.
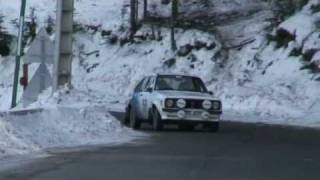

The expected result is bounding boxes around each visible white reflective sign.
[24,28,54,64]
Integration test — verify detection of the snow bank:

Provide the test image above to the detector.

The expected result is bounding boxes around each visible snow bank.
[0,106,142,161]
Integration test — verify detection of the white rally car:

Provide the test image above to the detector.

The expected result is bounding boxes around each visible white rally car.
[124,74,222,132]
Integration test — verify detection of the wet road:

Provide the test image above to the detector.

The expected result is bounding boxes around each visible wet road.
[1,112,320,180]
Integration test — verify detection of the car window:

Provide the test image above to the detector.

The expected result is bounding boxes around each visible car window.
[134,78,146,93]
[141,77,151,92]
[145,76,155,90]
[155,75,208,92]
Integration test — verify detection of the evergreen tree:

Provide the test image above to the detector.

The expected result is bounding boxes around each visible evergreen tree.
[171,0,178,51]
[0,14,10,56]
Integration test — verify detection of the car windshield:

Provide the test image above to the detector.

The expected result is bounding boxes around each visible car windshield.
[155,75,208,92]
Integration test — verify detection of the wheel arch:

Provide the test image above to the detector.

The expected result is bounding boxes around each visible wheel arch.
[148,100,162,119]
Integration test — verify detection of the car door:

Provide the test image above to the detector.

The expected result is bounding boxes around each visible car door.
[132,78,146,119]
[138,77,151,120]
[142,76,156,120]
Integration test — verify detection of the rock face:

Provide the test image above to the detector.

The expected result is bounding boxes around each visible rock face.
[164,58,176,68]
[177,44,193,57]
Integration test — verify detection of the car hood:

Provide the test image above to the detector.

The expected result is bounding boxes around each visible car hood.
[155,90,214,100]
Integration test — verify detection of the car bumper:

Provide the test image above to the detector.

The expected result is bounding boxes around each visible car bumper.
[160,108,221,122]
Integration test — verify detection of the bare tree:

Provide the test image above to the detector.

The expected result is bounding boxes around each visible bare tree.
[143,0,148,19]
[130,0,137,40]
[171,0,178,51]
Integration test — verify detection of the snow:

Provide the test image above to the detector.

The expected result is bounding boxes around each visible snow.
[0,0,319,124]
[0,105,144,165]
[0,0,143,165]
[279,13,316,46]
[312,51,320,65]
[0,56,15,111]
[1,0,320,167]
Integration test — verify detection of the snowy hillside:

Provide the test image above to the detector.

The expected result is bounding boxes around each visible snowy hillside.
[0,0,320,127]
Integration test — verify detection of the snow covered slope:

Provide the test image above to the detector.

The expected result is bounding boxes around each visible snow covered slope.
[0,0,319,128]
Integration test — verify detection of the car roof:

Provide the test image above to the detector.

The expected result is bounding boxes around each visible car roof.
[155,74,200,78]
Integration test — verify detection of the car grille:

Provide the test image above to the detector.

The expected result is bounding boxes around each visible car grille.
[165,98,222,111]
[185,99,203,109]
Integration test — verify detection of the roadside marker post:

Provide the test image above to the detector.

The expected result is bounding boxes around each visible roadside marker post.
[22,28,54,107]
[11,0,27,108]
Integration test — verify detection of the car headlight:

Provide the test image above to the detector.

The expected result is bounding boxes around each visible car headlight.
[176,99,186,108]
[202,100,212,110]
[212,101,221,110]
[165,99,174,108]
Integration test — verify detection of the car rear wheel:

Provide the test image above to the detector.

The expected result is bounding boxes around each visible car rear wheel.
[130,108,141,130]
[152,108,163,131]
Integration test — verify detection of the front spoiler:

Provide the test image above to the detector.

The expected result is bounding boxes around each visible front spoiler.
[160,109,221,122]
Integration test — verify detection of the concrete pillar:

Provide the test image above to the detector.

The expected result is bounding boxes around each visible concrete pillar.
[53,0,74,91]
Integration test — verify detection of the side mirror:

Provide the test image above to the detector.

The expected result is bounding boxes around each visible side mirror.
[147,87,153,93]
[208,91,214,95]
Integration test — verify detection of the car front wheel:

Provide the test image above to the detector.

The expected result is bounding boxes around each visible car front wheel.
[152,108,163,131]
[130,108,141,130]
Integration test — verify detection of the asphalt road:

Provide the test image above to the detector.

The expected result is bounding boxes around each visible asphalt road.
[1,112,320,180]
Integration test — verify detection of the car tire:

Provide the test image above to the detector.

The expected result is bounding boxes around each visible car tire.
[207,122,220,133]
[129,108,141,130]
[152,108,163,131]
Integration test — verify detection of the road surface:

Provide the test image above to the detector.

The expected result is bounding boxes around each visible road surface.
[1,112,320,180]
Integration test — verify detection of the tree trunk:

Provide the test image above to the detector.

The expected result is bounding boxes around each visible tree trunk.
[130,0,137,40]
[135,0,139,22]
[171,0,178,51]
[143,0,148,19]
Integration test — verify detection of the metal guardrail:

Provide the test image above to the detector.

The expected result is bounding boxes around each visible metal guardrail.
[0,108,43,117]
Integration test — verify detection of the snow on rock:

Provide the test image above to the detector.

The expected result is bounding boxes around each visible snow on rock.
[312,51,320,65]
[279,0,320,47]
[279,13,315,46]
